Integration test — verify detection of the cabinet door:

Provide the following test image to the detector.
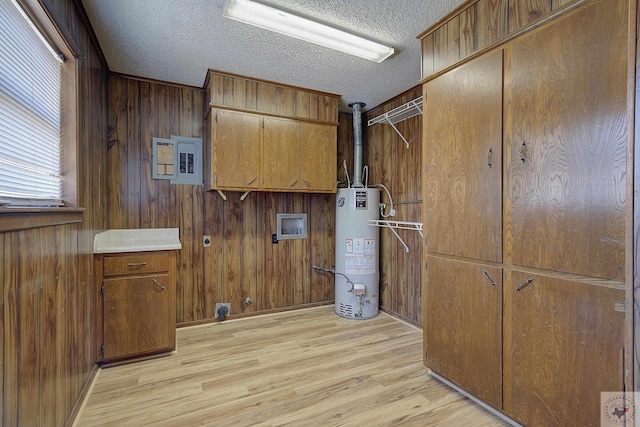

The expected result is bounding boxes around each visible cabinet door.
[300,123,336,192]
[423,50,503,263]
[213,109,261,189]
[262,117,301,190]
[505,270,624,426]
[506,0,628,280]
[103,275,175,360]
[424,256,502,409]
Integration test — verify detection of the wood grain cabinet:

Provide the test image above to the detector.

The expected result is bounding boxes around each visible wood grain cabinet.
[209,108,261,190]
[95,251,177,363]
[422,0,631,425]
[501,1,629,424]
[423,49,503,263]
[424,256,503,408]
[505,271,624,427]
[206,108,337,193]
[300,122,337,192]
[204,70,339,194]
[263,119,337,192]
[262,116,302,190]
[506,0,627,282]
[423,49,504,410]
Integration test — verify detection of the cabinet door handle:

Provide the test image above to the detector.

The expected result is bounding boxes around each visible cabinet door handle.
[127,262,147,268]
[482,270,497,287]
[289,178,299,187]
[486,147,493,169]
[247,176,257,186]
[152,278,166,291]
[519,141,527,164]
[303,178,311,188]
[516,278,534,292]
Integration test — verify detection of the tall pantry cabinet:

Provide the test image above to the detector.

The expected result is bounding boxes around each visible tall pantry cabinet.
[421,0,632,426]
[423,49,504,409]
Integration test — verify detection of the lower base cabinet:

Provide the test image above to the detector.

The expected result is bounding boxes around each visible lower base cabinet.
[95,251,177,363]
[424,256,503,409]
[505,271,625,426]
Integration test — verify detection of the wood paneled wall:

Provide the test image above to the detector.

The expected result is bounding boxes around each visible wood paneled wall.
[0,0,109,425]
[364,88,423,326]
[419,0,582,80]
[107,75,338,325]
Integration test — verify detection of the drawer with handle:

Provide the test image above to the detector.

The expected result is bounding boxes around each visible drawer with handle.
[103,252,170,277]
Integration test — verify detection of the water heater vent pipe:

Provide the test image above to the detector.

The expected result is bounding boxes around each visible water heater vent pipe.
[349,102,366,188]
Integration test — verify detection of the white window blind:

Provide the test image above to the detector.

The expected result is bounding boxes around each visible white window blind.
[0,0,63,207]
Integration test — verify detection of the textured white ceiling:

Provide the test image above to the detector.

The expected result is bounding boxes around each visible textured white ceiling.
[81,0,466,112]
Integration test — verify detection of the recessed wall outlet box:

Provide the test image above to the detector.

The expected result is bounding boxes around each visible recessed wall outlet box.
[215,302,231,319]
[277,213,307,240]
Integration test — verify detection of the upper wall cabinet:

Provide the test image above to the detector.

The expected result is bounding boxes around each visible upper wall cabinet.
[210,108,261,190]
[262,116,301,190]
[300,123,337,192]
[204,70,339,194]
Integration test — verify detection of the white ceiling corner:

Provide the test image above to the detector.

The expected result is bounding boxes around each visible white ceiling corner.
[80,0,467,112]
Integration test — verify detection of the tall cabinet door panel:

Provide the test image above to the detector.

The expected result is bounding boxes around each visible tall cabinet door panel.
[263,117,301,190]
[300,123,336,192]
[506,270,624,426]
[506,0,628,280]
[424,256,503,409]
[214,109,261,189]
[423,50,503,263]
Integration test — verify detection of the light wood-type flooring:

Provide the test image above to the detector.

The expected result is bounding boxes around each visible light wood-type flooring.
[76,305,509,426]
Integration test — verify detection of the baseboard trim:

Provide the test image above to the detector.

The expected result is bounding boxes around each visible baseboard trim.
[429,370,521,427]
[176,301,334,328]
[66,364,100,427]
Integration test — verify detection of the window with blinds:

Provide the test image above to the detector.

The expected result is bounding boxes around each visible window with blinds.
[0,0,64,207]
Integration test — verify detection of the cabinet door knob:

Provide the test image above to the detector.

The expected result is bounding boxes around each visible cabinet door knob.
[152,278,166,291]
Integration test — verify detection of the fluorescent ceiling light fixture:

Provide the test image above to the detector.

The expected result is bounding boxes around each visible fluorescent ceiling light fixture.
[223,0,394,63]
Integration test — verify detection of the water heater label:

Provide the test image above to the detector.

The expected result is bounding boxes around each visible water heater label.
[355,191,367,210]
[344,237,376,274]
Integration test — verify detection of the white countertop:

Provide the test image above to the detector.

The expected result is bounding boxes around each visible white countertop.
[94,228,182,254]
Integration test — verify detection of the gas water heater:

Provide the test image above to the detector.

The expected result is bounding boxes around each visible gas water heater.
[335,187,379,319]
[333,102,380,320]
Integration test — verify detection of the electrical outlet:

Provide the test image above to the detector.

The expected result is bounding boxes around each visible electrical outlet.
[203,235,211,247]
[272,234,278,244]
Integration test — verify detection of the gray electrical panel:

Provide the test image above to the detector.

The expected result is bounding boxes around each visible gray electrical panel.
[152,135,202,185]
